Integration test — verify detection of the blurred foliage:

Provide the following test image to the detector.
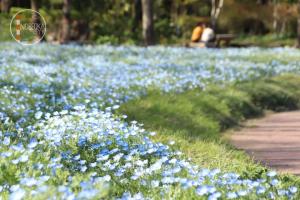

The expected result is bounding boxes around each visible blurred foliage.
[0,0,299,45]
[232,34,296,47]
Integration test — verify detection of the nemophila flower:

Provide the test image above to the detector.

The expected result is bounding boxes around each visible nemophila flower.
[209,169,221,176]
[278,189,287,196]
[78,136,87,146]
[196,185,209,196]
[28,138,38,149]
[9,188,25,200]
[256,186,266,194]
[198,168,210,177]
[103,175,111,182]
[90,162,97,168]
[267,171,277,177]
[208,192,221,200]
[20,178,38,187]
[151,180,160,188]
[237,190,248,196]
[289,186,298,194]
[58,185,68,193]
[1,151,12,157]
[206,186,217,194]
[39,176,50,182]
[74,155,81,160]
[77,189,98,199]
[113,153,124,162]
[19,155,29,163]
[34,111,43,119]
[271,179,279,186]
[149,131,156,136]
[0,45,299,199]
[12,159,19,164]
[79,160,86,165]
[227,192,238,199]
[3,137,10,146]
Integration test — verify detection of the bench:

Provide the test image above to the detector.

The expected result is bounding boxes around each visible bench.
[188,34,235,48]
[215,34,235,47]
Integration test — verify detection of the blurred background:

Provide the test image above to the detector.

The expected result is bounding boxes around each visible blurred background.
[0,0,300,47]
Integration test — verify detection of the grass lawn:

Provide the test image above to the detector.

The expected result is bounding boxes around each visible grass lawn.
[119,74,300,194]
[232,34,297,47]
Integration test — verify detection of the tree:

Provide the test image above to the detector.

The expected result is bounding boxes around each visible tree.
[1,0,11,13]
[141,0,155,45]
[210,0,224,30]
[132,0,142,33]
[60,0,71,43]
[273,0,278,35]
[297,0,300,48]
[31,0,44,41]
[257,0,270,4]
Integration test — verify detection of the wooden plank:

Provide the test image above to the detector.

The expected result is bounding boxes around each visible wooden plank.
[230,111,300,176]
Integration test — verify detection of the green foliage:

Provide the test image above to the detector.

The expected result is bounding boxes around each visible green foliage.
[237,79,299,111]
[0,14,14,42]
[0,0,298,45]
[232,34,296,47]
[95,35,120,45]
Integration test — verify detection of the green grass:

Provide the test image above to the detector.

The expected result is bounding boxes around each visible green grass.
[0,14,14,42]
[119,74,300,188]
[232,34,296,47]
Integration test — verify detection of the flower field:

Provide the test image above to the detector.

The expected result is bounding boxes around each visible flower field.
[0,43,300,199]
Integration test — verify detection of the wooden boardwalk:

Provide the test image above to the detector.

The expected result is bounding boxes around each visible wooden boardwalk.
[230,111,300,175]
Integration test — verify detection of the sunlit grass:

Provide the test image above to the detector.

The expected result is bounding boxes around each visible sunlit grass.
[120,74,300,195]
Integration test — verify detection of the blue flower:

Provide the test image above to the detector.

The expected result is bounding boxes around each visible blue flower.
[266,171,277,177]
[196,185,209,196]
[34,111,43,120]
[227,192,237,199]
[19,155,29,163]
[237,190,248,196]
[256,186,266,194]
[78,136,87,147]
[270,179,279,186]
[289,186,297,194]
[3,137,10,146]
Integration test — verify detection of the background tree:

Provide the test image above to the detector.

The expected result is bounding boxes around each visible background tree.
[298,0,300,47]
[273,0,278,34]
[142,0,154,45]
[1,0,11,13]
[211,0,224,29]
[132,0,142,34]
[60,0,71,43]
[31,0,44,41]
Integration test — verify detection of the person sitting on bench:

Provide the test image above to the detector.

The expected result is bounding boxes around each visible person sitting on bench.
[190,23,215,47]
[191,22,204,43]
[201,23,215,45]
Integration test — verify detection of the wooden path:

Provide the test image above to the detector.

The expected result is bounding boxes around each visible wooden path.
[230,111,300,175]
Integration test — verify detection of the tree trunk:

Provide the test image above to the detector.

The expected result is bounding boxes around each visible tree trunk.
[60,0,71,44]
[257,0,269,5]
[280,20,286,36]
[211,0,224,30]
[31,0,45,41]
[141,0,154,46]
[298,0,300,47]
[132,0,142,33]
[273,0,278,36]
[1,0,11,13]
